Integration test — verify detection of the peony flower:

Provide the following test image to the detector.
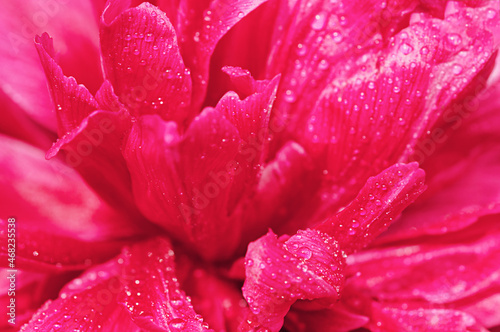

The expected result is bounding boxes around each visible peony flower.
[1,0,499,331]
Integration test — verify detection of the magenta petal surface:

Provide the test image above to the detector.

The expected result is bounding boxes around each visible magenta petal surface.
[316,163,426,255]
[241,229,345,332]
[124,110,241,260]
[100,1,192,123]
[119,237,213,331]
[172,0,270,109]
[20,260,141,331]
[35,33,99,135]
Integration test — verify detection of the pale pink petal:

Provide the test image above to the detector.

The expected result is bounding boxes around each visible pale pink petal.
[0,0,102,132]
[346,222,500,306]
[100,1,192,123]
[35,33,99,135]
[369,305,487,332]
[119,237,213,331]
[0,135,143,243]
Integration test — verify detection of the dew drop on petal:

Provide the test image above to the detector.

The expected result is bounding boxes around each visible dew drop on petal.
[399,42,413,55]
[446,33,462,46]
[452,64,463,75]
[420,46,429,55]
[312,12,327,30]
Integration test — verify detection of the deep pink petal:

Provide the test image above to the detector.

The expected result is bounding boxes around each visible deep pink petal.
[168,0,270,109]
[369,305,487,332]
[346,222,500,306]
[100,1,192,123]
[0,0,102,132]
[20,260,141,331]
[0,218,127,272]
[263,1,499,230]
[119,237,213,331]
[0,135,142,243]
[241,229,345,332]
[284,304,369,332]
[35,33,99,135]
[382,150,500,242]
[123,110,241,260]
[316,163,426,255]
[45,109,142,214]
[0,270,73,330]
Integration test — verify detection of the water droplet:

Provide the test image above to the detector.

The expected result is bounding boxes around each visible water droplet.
[367,81,376,89]
[312,12,327,30]
[168,318,186,331]
[296,43,307,56]
[393,86,400,93]
[318,59,329,70]
[145,33,154,42]
[332,30,343,43]
[420,46,429,55]
[446,33,462,47]
[237,11,244,18]
[399,42,413,55]
[487,9,497,20]
[452,64,463,75]
[124,34,131,41]
[246,259,254,267]
[133,49,140,56]
[284,90,296,103]
[33,251,39,257]
[298,247,312,260]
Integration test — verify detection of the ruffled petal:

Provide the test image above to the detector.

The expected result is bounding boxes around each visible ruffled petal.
[164,0,270,109]
[100,1,192,123]
[119,237,213,331]
[0,0,102,132]
[20,260,141,331]
[241,163,425,331]
[35,33,99,135]
[262,1,500,230]
[241,229,345,332]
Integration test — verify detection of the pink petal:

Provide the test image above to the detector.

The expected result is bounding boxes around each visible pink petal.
[46,109,141,214]
[241,229,345,332]
[123,110,241,260]
[0,218,126,272]
[0,0,102,132]
[100,1,192,123]
[382,150,500,242]
[165,0,270,109]
[35,33,99,136]
[0,135,142,243]
[284,304,369,332]
[346,221,500,306]
[369,305,487,332]
[264,1,499,227]
[316,163,426,255]
[20,260,141,331]
[0,269,72,330]
[179,265,248,332]
[119,237,213,331]
[0,90,54,149]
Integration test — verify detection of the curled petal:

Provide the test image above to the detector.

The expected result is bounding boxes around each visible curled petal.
[35,33,99,135]
[100,1,192,123]
[242,229,345,332]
